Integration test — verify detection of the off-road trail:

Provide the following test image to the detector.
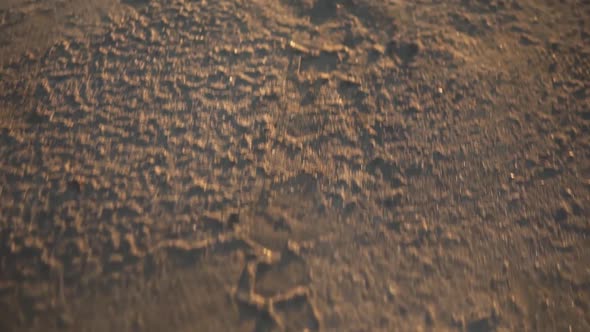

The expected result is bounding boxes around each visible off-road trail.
[0,0,589,331]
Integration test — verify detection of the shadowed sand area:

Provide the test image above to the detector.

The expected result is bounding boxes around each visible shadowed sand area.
[1,0,590,331]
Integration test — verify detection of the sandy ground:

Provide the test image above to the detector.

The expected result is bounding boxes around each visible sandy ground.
[1,0,589,331]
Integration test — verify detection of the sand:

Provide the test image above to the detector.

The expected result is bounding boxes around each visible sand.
[0,0,589,331]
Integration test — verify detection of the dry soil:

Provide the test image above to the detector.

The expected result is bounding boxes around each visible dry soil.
[1,0,589,331]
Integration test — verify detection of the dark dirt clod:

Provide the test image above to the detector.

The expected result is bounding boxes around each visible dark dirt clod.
[227,212,240,229]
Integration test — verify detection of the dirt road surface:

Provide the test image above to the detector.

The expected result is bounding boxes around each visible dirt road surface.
[1,0,589,331]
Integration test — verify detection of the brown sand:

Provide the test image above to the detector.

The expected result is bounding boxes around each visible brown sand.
[1,0,589,331]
